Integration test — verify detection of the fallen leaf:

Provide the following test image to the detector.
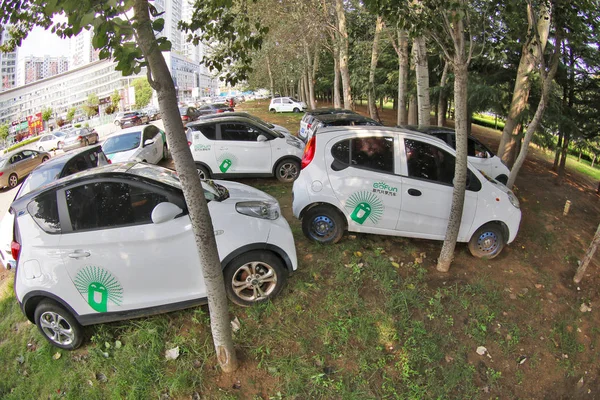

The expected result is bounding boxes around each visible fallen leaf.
[391,262,400,268]
[115,340,122,349]
[580,303,592,313]
[231,317,241,333]
[165,347,180,360]
[354,251,363,257]
[476,346,487,356]
[53,352,61,360]
[95,373,107,383]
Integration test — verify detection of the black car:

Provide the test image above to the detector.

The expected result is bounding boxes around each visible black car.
[115,112,144,128]
[299,108,357,142]
[309,114,382,140]
[179,107,201,126]
[197,103,235,117]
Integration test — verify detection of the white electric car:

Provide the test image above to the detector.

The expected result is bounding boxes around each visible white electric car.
[186,116,304,182]
[292,126,521,259]
[11,163,297,350]
[269,97,307,113]
[102,125,168,164]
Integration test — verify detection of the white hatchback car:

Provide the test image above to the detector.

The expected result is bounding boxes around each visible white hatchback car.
[293,126,521,259]
[37,131,68,152]
[186,116,304,182]
[10,163,297,349]
[102,125,168,164]
[269,97,307,113]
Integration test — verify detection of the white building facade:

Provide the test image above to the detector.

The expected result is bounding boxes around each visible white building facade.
[0,27,18,92]
[17,56,69,86]
[70,30,100,69]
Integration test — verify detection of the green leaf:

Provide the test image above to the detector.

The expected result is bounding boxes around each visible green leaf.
[152,18,165,33]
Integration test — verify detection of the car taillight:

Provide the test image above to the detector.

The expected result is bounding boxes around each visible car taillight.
[11,240,20,262]
[216,109,224,113]
[77,136,83,141]
[307,123,312,129]
[0,172,3,177]
[187,141,192,146]
[301,136,316,169]
[107,159,112,164]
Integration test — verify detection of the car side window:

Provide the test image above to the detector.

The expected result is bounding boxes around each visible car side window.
[220,123,263,141]
[191,125,217,140]
[143,126,159,143]
[27,191,61,234]
[471,139,489,158]
[331,137,394,173]
[22,150,35,159]
[405,139,455,185]
[65,181,169,232]
[63,156,91,175]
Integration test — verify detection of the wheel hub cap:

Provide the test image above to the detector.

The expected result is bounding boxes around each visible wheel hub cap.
[313,216,333,236]
[478,232,497,252]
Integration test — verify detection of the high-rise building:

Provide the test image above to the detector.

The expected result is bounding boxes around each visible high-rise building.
[154,0,183,54]
[17,55,69,86]
[0,26,18,92]
[69,30,100,69]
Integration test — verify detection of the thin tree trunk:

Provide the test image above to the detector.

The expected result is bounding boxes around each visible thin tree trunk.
[413,35,431,127]
[557,133,570,181]
[437,61,449,127]
[304,41,316,110]
[592,154,596,168]
[497,2,551,166]
[133,0,237,373]
[408,95,418,125]
[311,45,320,108]
[335,0,353,110]
[578,150,582,162]
[302,73,310,105]
[266,55,275,99]
[398,29,409,125]
[553,132,564,171]
[368,16,384,119]
[574,222,600,284]
[333,45,342,108]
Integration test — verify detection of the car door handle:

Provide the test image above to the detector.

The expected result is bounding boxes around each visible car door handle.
[68,250,91,259]
[408,189,422,196]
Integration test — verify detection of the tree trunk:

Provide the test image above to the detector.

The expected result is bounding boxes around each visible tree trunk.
[266,55,274,98]
[578,150,582,162]
[437,61,449,127]
[302,72,310,105]
[497,2,551,166]
[592,154,596,168]
[304,41,316,110]
[333,45,342,108]
[413,35,431,127]
[133,0,237,373]
[311,45,320,108]
[557,133,570,182]
[553,132,564,171]
[408,95,418,125]
[368,16,384,119]
[573,222,600,284]
[335,0,353,110]
[397,28,409,125]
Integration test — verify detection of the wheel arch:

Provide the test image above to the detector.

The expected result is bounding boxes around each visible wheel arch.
[271,156,301,176]
[194,161,213,175]
[221,243,294,273]
[495,174,508,185]
[299,202,348,229]
[472,220,509,244]
[21,291,82,325]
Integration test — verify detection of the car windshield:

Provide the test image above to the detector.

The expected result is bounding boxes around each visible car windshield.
[124,112,137,118]
[102,132,141,154]
[16,163,64,198]
[54,131,66,138]
[179,107,188,114]
[128,164,229,201]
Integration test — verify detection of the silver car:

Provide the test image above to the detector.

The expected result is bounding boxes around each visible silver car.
[0,149,51,188]
[62,127,100,151]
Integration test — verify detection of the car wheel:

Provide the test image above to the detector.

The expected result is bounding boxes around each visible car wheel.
[8,173,18,188]
[114,121,120,127]
[224,251,288,307]
[57,141,63,149]
[34,300,84,350]
[468,223,505,259]
[162,143,169,160]
[275,159,300,183]
[42,156,49,162]
[269,108,276,113]
[302,205,345,244]
[293,107,300,113]
[196,164,210,180]
[38,146,44,152]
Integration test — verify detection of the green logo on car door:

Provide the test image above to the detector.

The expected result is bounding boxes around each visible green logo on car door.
[217,153,238,173]
[346,191,384,225]
[220,159,232,172]
[74,266,123,313]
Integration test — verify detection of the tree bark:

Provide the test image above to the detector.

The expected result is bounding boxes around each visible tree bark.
[592,154,596,168]
[413,35,431,127]
[437,61,449,127]
[408,95,418,125]
[574,222,600,284]
[368,16,384,119]
[133,0,237,373]
[333,44,342,108]
[266,55,274,99]
[302,73,310,105]
[553,132,564,171]
[397,28,409,125]
[311,45,320,108]
[335,0,353,110]
[304,41,316,109]
[497,2,551,167]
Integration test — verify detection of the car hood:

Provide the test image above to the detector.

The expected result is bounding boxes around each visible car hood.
[272,124,291,136]
[106,148,140,163]
[215,180,276,203]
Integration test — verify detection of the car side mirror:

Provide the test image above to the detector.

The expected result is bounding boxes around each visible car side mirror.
[257,134,268,142]
[151,202,183,224]
[144,139,155,147]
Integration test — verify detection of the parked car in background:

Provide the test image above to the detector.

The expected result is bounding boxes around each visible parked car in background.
[402,126,511,185]
[304,113,381,143]
[62,127,100,152]
[102,125,167,164]
[293,126,521,259]
[38,131,68,152]
[179,106,201,126]
[0,149,51,189]
[143,107,161,121]
[114,112,144,128]
[10,162,297,349]
[196,103,234,117]
[269,97,307,113]
[186,116,304,182]
[0,145,109,269]
[299,108,357,142]
[198,112,292,137]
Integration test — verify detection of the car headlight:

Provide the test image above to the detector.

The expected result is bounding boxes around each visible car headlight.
[507,190,520,209]
[286,137,303,149]
[236,201,280,220]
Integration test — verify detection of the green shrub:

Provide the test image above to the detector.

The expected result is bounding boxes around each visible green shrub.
[4,136,41,153]
[472,115,505,131]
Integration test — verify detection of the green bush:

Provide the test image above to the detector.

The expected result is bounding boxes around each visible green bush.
[472,115,505,131]
[74,123,82,128]
[4,136,41,153]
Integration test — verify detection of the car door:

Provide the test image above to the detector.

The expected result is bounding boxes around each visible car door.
[396,138,478,240]
[58,179,205,314]
[214,122,272,174]
[141,125,161,164]
[273,98,282,112]
[189,124,219,172]
[282,98,294,112]
[326,135,402,233]
[20,150,41,174]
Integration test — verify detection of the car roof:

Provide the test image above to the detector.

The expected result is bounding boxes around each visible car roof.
[29,145,103,170]
[316,113,380,124]
[1,148,46,160]
[187,115,257,127]
[305,108,356,116]
[108,125,152,136]
[313,125,452,146]
[401,125,456,135]
[197,111,255,120]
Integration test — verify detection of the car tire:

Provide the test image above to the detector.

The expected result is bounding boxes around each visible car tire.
[196,163,210,180]
[162,143,169,160]
[269,108,276,113]
[293,107,300,113]
[468,223,505,259]
[34,300,84,350]
[302,205,345,244]
[275,159,300,183]
[8,173,18,188]
[39,146,44,152]
[224,250,288,307]
[42,156,49,162]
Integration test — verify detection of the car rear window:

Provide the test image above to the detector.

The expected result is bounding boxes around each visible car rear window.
[27,191,61,234]
[188,124,217,140]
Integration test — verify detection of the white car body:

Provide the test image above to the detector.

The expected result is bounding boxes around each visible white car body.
[292,126,521,256]
[269,97,307,113]
[11,163,297,348]
[187,117,304,181]
[37,132,67,152]
[102,125,166,165]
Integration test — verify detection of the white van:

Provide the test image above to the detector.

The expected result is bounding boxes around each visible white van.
[269,97,307,113]
[292,126,521,259]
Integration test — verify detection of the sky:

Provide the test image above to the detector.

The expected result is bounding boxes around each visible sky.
[19,27,70,58]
